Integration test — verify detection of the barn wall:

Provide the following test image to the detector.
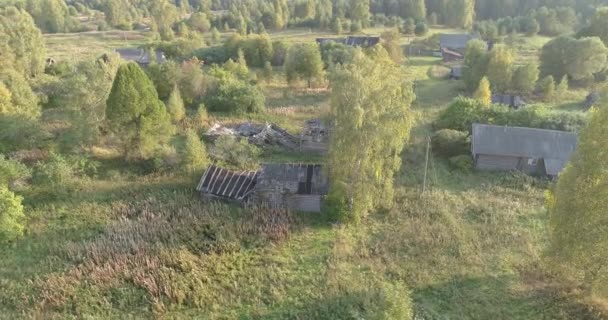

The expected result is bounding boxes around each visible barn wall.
[475,154,520,171]
[284,195,323,212]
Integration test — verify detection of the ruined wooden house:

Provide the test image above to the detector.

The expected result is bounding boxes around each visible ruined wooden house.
[115,48,166,67]
[254,164,329,212]
[196,164,329,212]
[196,165,259,203]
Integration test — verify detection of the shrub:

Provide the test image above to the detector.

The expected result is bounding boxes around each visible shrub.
[0,155,31,188]
[205,79,265,114]
[181,130,210,174]
[414,21,429,36]
[449,154,474,171]
[436,97,587,133]
[210,135,261,170]
[32,153,73,186]
[432,130,470,157]
[0,186,25,243]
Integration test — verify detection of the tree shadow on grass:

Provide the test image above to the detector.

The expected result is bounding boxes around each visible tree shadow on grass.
[414,275,604,320]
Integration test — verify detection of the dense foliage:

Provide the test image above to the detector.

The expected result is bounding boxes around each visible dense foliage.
[328,47,414,222]
[436,97,587,133]
[548,102,608,294]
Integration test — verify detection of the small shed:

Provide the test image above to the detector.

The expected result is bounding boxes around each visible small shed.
[450,66,463,79]
[491,94,525,109]
[115,48,166,66]
[585,92,600,109]
[471,123,577,178]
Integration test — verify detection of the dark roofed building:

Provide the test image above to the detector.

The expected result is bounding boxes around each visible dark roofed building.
[115,48,166,66]
[439,34,481,61]
[585,92,600,109]
[317,36,379,48]
[439,34,478,51]
[491,94,526,109]
[196,165,259,203]
[316,37,346,45]
[471,123,577,177]
[450,66,463,79]
[344,36,380,47]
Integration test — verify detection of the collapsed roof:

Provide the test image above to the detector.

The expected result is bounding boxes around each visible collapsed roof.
[206,122,299,150]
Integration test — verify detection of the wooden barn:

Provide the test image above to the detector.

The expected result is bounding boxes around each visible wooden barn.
[471,124,577,178]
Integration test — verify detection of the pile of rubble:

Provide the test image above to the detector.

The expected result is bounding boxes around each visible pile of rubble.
[206,122,299,151]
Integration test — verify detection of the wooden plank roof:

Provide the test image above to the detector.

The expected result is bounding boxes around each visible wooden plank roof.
[196,165,259,201]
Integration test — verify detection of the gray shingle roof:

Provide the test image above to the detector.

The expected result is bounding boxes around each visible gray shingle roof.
[439,34,477,50]
[471,123,577,175]
[115,48,166,64]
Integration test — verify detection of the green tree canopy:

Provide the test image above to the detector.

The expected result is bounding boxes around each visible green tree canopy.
[106,63,174,160]
[541,36,608,81]
[284,43,324,87]
[0,186,25,243]
[511,63,539,95]
[548,101,608,294]
[328,47,414,223]
[462,39,489,92]
[0,6,46,77]
[485,45,514,94]
[181,130,210,174]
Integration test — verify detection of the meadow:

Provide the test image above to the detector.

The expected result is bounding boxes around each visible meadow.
[0,27,604,319]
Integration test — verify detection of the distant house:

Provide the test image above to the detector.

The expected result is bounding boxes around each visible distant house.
[316,37,346,45]
[196,163,329,212]
[115,48,166,67]
[345,36,380,47]
[316,36,380,48]
[471,123,577,178]
[491,94,526,109]
[439,34,480,61]
[450,66,463,79]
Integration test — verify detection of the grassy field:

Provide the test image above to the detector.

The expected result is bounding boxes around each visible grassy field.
[5,29,603,319]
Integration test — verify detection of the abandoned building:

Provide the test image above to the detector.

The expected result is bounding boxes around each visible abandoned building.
[206,122,299,151]
[316,36,380,48]
[491,94,526,109]
[196,165,260,203]
[450,66,463,79]
[585,92,600,109]
[115,48,166,66]
[299,119,329,154]
[471,123,577,178]
[197,163,329,212]
[439,34,481,61]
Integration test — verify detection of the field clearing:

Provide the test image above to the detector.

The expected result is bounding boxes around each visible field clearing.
[45,30,153,61]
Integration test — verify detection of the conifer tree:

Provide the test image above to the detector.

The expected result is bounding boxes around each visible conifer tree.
[181,129,210,174]
[474,77,492,105]
[548,100,608,294]
[106,63,173,160]
[166,85,186,122]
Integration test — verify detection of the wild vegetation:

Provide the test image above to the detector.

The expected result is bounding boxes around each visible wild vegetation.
[1,0,608,318]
